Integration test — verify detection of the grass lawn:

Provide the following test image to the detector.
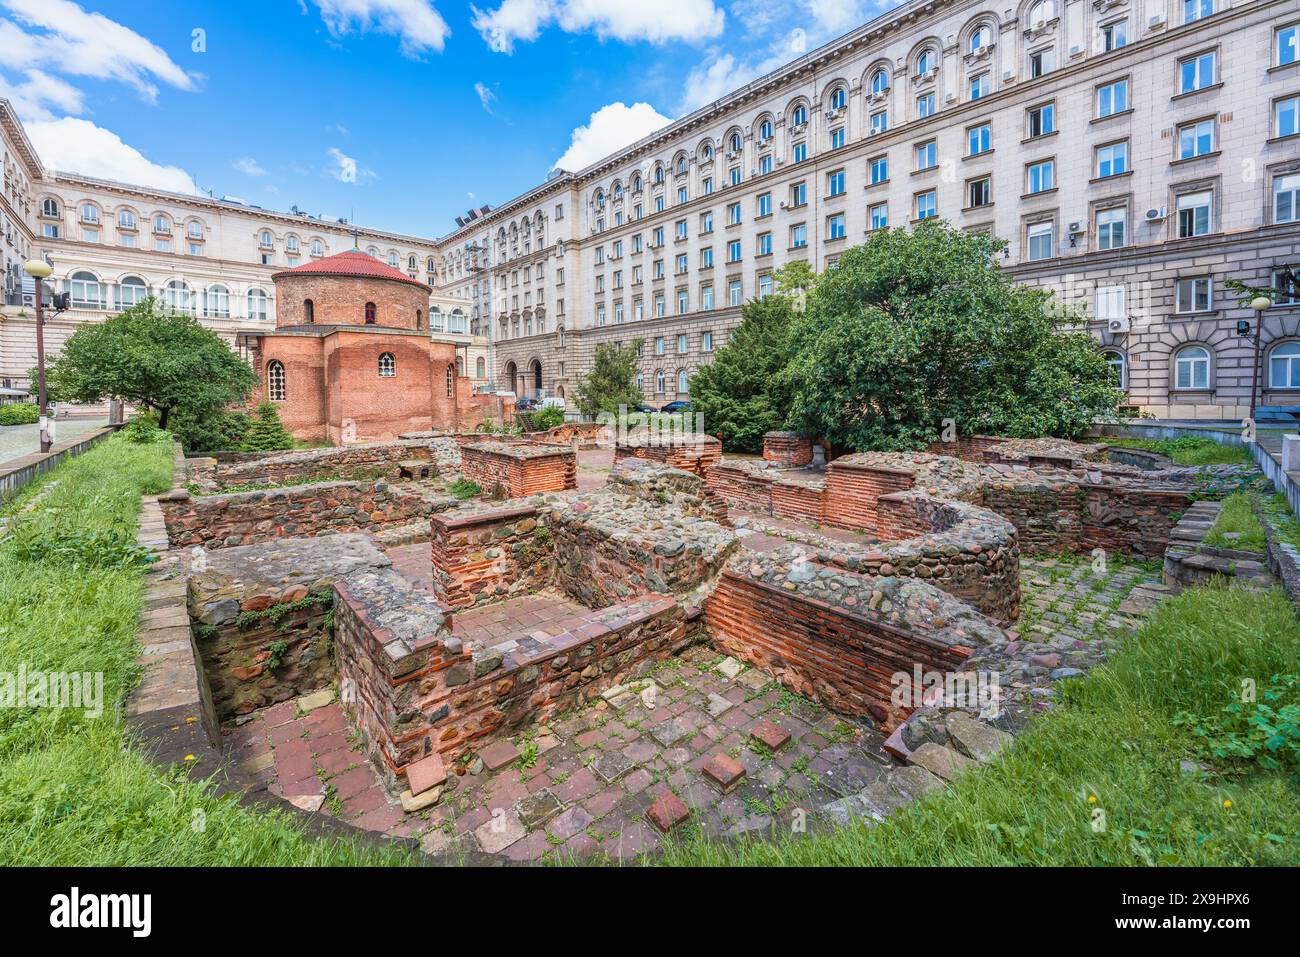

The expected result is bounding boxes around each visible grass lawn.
[650,582,1300,866]
[1205,493,1269,552]
[0,433,407,866]
[1262,493,1300,550]
[1104,435,1254,466]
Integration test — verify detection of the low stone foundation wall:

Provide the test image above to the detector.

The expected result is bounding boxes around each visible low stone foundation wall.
[186,535,389,719]
[525,421,609,448]
[762,431,813,468]
[706,549,1006,727]
[825,459,918,531]
[615,434,723,477]
[430,502,552,608]
[334,568,693,790]
[191,440,434,490]
[460,441,577,497]
[160,479,430,549]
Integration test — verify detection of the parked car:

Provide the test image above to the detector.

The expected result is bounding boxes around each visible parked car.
[659,401,692,414]
[633,402,657,414]
[515,397,541,412]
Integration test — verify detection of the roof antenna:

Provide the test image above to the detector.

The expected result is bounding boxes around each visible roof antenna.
[351,207,358,249]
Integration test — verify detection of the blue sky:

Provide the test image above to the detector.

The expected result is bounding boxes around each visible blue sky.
[0,0,897,237]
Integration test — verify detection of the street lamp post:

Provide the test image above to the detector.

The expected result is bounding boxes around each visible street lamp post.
[1248,295,1272,423]
[23,259,53,453]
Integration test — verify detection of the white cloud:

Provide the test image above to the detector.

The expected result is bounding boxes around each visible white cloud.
[554,101,672,172]
[474,81,497,114]
[25,117,198,193]
[233,157,266,176]
[327,146,374,183]
[676,28,808,114]
[805,0,874,33]
[473,0,723,53]
[0,68,84,121]
[307,0,450,56]
[0,0,195,103]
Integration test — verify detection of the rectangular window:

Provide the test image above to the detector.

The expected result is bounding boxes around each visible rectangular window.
[968,177,992,208]
[870,110,888,134]
[596,306,606,326]
[1027,102,1055,138]
[729,280,743,306]
[1275,95,1299,139]
[1177,190,1213,236]
[1101,20,1128,52]
[1176,276,1212,313]
[1096,141,1128,178]
[1027,221,1054,261]
[793,142,807,163]
[700,211,713,233]
[653,227,664,246]
[968,123,991,156]
[676,219,688,239]
[675,253,688,274]
[701,284,714,310]
[1279,23,1298,66]
[654,294,666,317]
[702,176,713,195]
[969,73,989,100]
[1026,159,1055,193]
[730,166,742,186]
[1275,172,1300,224]
[917,93,935,118]
[791,223,808,248]
[871,154,889,183]
[702,331,714,352]
[727,239,742,262]
[870,202,888,230]
[757,231,773,256]
[655,337,666,355]
[759,274,774,298]
[677,186,689,205]
[655,196,665,212]
[1028,49,1053,78]
[1096,284,1126,322]
[828,169,846,196]
[916,190,937,220]
[759,154,773,175]
[1178,51,1216,94]
[1271,267,1300,304]
[677,290,689,314]
[1175,119,1211,158]
[700,248,713,269]
[1097,79,1128,117]
[829,127,845,149]
[1183,0,1213,24]
[1096,206,1127,249]
[915,141,936,170]
[678,334,689,353]
[757,192,772,217]
[828,213,846,239]
[727,202,741,225]
[790,182,807,207]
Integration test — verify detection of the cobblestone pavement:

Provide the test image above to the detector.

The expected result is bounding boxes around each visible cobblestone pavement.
[0,417,107,466]
[222,554,1161,861]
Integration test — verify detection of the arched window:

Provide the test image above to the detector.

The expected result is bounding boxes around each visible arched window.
[259,230,273,248]
[116,275,147,311]
[247,288,268,322]
[311,239,324,257]
[1101,350,1126,388]
[655,370,666,393]
[378,352,396,377]
[829,86,847,110]
[204,284,230,318]
[364,301,377,324]
[430,307,444,332]
[285,234,299,252]
[449,309,467,334]
[163,279,193,314]
[446,364,455,398]
[791,104,808,127]
[1269,342,1300,389]
[303,298,314,323]
[267,360,286,401]
[678,369,690,394]
[416,309,423,330]
[476,356,486,378]
[758,118,773,141]
[187,220,204,240]
[1028,0,1054,28]
[729,132,742,153]
[386,251,398,267]
[69,270,104,309]
[40,197,59,218]
[970,24,992,52]
[456,356,464,376]
[1174,345,1211,390]
[636,372,645,392]
[917,48,935,75]
[871,70,889,95]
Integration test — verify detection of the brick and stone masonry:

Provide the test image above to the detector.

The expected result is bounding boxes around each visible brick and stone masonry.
[614,433,723,477]
[429,502,553,608]
[459,441,576,498]
[187,439,433,491]
[762,431,813,468]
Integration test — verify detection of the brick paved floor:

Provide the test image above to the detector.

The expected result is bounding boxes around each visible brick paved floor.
[223,552,1160,861]
[385,541,431,584]
[577,448,613,491]
[453,591,591,651]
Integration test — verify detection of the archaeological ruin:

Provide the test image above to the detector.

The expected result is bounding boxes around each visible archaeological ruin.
[126,424,1268,860]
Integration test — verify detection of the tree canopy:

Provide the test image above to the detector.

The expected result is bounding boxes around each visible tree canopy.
[45,297,257,430]
[688,294,798,453]
[785,221,1126,451]
[574,340,644,417]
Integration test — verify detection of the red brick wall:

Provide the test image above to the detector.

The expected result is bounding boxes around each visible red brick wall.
[763,432,813,468]
[255,336,329,443]
[460,444,577,498]
[430,505,550,607]
[705,570,972,724]
[926,435,1009,463]
[275,273,428,330]
[825,461,915,532]
[614,438,723,476]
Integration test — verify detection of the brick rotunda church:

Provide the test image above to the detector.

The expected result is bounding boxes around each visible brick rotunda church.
[251,250,479,443]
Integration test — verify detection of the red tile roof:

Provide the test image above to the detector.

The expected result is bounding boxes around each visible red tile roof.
[272,249,431,290]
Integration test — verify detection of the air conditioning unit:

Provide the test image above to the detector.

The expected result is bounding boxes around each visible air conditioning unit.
[776,158,785,167]
[944,92,957,102]
[725,151,737,160]
[1148,13,1166,28]
[1069,44,1084,57]
[1002,70,1014,81]
[1108,317,1131,333]
[1144,207,1168,221]
[779,200,788,210]
[1068,221,1086,235]
[825,110,838,120]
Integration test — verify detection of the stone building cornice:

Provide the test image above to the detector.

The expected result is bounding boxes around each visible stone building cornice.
[0,99,44,181]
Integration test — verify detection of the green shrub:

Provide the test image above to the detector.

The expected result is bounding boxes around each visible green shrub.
[0,403,39,426]
[530,405,566,431]
[122,411,172,445]
[239,401,295,452]
[1175,674,1300,779]
[5,524,155,571]
[448,478,481,500]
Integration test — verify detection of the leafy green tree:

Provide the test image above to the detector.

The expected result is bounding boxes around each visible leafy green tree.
[574,340,644,417]
[689,295,798,452]
[169,407,252,453]
[786,221,1125,451]
[44,297,256,430]
[239,401,295,451]
[773,260,818,295]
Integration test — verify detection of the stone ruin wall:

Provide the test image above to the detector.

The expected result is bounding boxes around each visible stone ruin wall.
[429,503,553,608]
[458,442,577,498]
[614,434,724,477]
[188,439,434,491]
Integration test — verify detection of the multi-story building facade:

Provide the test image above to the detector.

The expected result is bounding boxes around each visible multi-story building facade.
[0,155,489,399]
[0,100,41,401]
[437,0,1300,420]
